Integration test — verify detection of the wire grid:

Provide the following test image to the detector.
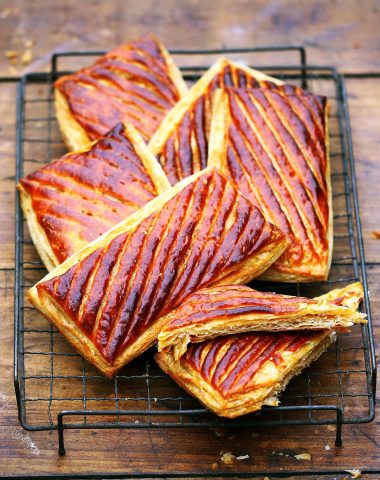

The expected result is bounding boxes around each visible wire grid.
[14,47,376,438]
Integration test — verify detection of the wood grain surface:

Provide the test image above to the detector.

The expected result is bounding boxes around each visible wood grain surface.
[0,0,379,478]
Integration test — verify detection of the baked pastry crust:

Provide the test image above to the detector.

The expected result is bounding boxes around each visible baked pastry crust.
[18,122,170,270]
[155,284,363,418]
[149,58,283,184]
[28,168,289,377]
[157,283,365,359]
[208,86,332,282]
[156,330,335,418]
[55,34,188,151]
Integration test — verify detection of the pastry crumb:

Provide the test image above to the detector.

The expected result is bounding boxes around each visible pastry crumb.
[324,444,331,451]
[21,49,33,65]
[220,451,235,465]
[371,230,380,239]
[345,469,361,478]
[5,50,18,59]
[236,454,249,460]
[294,452,311,460]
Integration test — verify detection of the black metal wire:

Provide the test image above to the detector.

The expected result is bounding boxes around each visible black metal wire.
[13,46,376,460]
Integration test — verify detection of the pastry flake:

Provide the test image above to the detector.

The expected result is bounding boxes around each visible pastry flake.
[155,284,363,418]
[18,122,170,270]
[157,283,366,359]
[208,86,332,282]
[149,58,283,184]
[55,34,188,150]
[28,168,289,376]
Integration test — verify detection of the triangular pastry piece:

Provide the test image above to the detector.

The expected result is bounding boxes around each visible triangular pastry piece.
[28,168,289,376]
[157,283,366,359]
[208,86,331,282]
[55,34,188,150]
[155,285,364,418]
[18,123,170,270]
[149,58,283,184]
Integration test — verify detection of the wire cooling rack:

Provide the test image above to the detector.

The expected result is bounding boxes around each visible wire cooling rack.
[13,46,376,457]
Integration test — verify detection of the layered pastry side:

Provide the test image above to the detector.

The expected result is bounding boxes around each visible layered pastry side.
[157,283,366,359]
[55,34,188,150]
[28,168,289,376]
[149,58,283,184]
[208,86,331,282]
[17,122,170,270]
[155,284,365,418]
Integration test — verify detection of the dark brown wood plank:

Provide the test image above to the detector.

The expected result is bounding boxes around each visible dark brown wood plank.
[1,0,380,78]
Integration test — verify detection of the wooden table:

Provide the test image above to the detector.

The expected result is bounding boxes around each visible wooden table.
[0,1,379,477]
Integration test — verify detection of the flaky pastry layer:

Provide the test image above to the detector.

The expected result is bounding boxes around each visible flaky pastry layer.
[157,283,366,359]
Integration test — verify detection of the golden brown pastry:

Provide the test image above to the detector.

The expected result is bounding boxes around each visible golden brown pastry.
[17,122,170,271]
[208,86,331,282]
[157,283,366,359]
[155,285,364,418]
[149,58,283,184]
[55,34,188,150]
[28,168,289,377]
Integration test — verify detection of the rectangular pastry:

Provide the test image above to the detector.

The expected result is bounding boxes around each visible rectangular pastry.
[155,285,363,418]
[28,168,289,377]
[55,34,188,150]
[208,86,331,282]
[149,58,283,184]
[17,122,170,270]
[157,283,365,359]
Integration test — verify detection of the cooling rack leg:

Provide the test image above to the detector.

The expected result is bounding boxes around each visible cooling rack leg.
[58,413,66,456]
[335,408,343,447]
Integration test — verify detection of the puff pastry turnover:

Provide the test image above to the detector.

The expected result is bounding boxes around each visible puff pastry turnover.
[158,283,365,359]
[155,285,364,418]
[18,122,170,270]
[149,58,283,184]
[208,86,331,282]
[55,34,188,150]
[28,168,288,377]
